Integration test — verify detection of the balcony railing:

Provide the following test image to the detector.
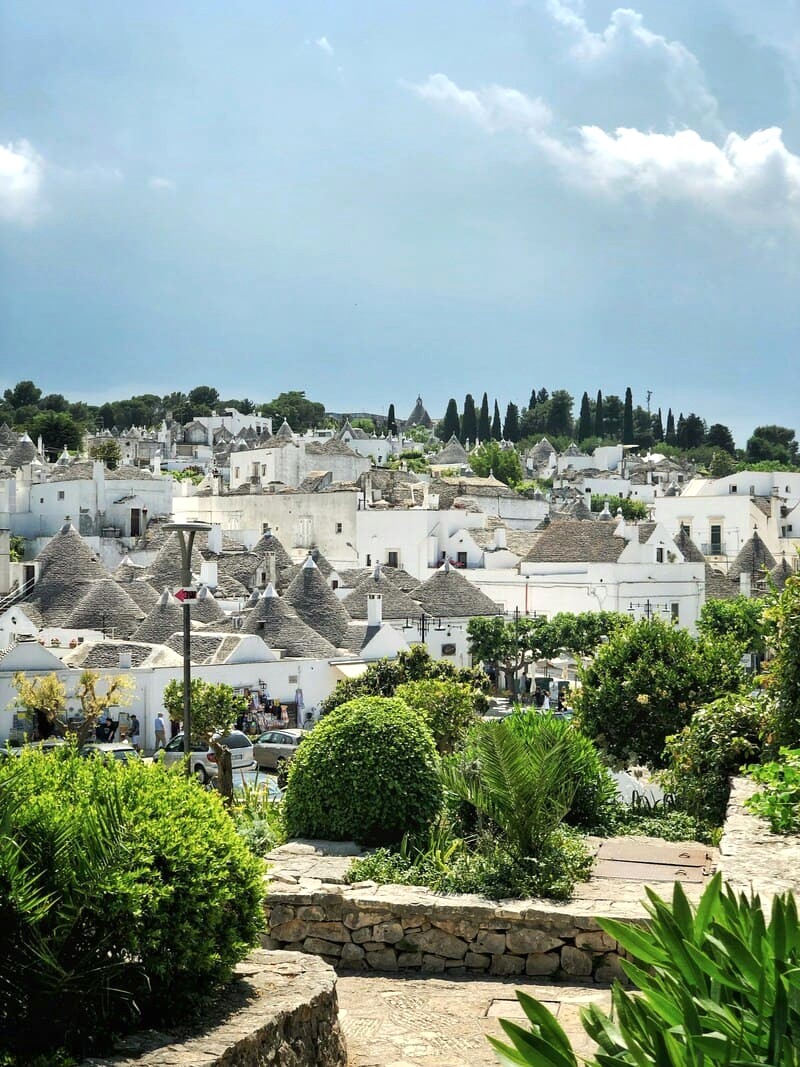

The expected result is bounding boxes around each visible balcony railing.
[701,542,724,556]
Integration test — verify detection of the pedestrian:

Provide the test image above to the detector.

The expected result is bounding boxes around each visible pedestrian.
[541,690,551,712]
[105,717,117,742]
[129,714,141,753]
[153,712,167,750]
[170,717,180,739]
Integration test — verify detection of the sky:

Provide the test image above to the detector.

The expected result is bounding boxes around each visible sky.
[1,0,799,446]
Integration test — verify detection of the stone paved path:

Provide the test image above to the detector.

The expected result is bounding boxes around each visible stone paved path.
[337,972,610,1067]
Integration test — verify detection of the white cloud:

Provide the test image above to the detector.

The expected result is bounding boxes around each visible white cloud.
[0,140,44,223]
[409,75,800,227]
[148,176,176,192]
[315,36,333,56]
[410,73,552,133]
[546,1,720,130]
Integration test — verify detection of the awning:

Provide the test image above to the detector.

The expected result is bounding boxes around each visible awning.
[332,662,369,680]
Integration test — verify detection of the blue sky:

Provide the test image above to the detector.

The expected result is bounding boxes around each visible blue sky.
[1,0,799,445]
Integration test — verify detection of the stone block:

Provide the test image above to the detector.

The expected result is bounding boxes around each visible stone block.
[421,954,446,973]
[261,935,281,950]
[343,909,389,931]
[303,937,342,956]
[490,954,525,976]
[271,919,309,943]
[445,964,466,974]
[474,930,506,955]
[432,918,479,940]
[464,951,491,970]
[594,952,628,984]
[340,943,366,967]
[561,945,593,977]
[268,903,295,927]
[526,953,559,976]
[351,927,372,945]
[576,930,617,952]
[505,928,563,955]
[366,948,398,971]
[397,951,423,968]
[361,942,383,952]
[296,905,326,922]
[304,921,351,943]
[372,921,404,944]
[407,927,469,960]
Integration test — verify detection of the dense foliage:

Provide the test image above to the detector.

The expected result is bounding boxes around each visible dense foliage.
[284,696,442,844]
[469,440,523,486]
[746,748,800,834]
[589,494,647,520]
[319,645,489,714]
[697,595,767,658]
[0,747,264,1061]
[394,679,480,754]
[575,619,745,767]
[763,572,800,748]
[491,874,800,1066]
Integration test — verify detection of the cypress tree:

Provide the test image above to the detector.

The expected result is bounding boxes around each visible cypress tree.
[665,408,676,445]
[440,398,460,441]
[623,387,635,445]
[594,390,604,438]
[461,393,477,446]
[536,388,549,405]
[528,389,537,410]
[478,392,490,442]
[578,392,592,443]
[503,402,520,443]
[676,413,687,448]
[386,403,397,436]
[652,408,664,442]
[491,400,502,440]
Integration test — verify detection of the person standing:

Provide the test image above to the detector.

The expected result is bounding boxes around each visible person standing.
[129,714,141,753]
[541,690,551,712]
[153,712,167,751]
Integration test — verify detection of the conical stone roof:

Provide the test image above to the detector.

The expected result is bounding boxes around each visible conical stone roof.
[191,585,226,624]
[412,561,502,618]
[0,423,17,448]
[119,578,160,613]
[770,558,794,592]
[132,588,194,644]
[25,524,111,625]
[242,584,337,657]
[728,534,777,582]
[283,557,351,647]
[342,567,422,620]
[66,579,145,638]
[146,531,204,588]
[251,530,293,571]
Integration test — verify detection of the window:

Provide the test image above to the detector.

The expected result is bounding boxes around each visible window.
[656,547,664,563]
[387,550,399,568]
[680,522,691,537]
[710,524,722,553]
[335,522,343,533]
[671,603,679,622]
[262,523,270,534]
[332,579,339,590]
[366,554,371,566]
[57,490,65,501]
[730,485,737,494]
[234,467,240,479]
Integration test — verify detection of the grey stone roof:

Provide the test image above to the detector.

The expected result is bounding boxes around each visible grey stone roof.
[705,564,738,601]
[471,527,543,557]
[241,586,337,657]
[4,438,38,468]
[523,520,628,564]
[770,558,795,591]
[530,437,556,460]
[146,531,204,588]
[283,558,352,647]
[67,640,182,669]
[117,578,160,613]
[275,419,294,440]
[381,566,421,593]
[337,567,373,589]
[727,534,777,581]
[673,527,706,564]
[209,550,260,589]
[0,423,17,448]
[190,585,226,624]
[132,588,198,643]
[164,632,235,664]
[337,623,374,653]
[65,579,145,638]
[406,396,432,429]
[342,568,422,620]
[433,435,469,466]
[46,462,158,483]
[25,524,111,625]
[412,562,502,618]
[306,438,359,457]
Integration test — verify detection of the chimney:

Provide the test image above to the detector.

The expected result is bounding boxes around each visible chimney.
[367,592,383,627]
[494,526,507,550]
[118,650,132,669]
[739,572,752,597]
[207,523,223,555]
[199,559,218,588]
[266,551,277,586]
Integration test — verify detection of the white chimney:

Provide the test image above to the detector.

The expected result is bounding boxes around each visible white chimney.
[494,526,507,550]
[207,523,223,555]
[118,650,132,669]
[200,560,218,588]
[739,572,752,597]
[367,593,383,627]
[266,551,277,586]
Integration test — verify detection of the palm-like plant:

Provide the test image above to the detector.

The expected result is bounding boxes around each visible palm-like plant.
[443,721,578,858]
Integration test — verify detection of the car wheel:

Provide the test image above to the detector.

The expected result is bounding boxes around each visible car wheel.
[194,764,208,784]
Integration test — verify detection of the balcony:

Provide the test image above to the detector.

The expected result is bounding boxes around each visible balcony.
[701,542,724,557]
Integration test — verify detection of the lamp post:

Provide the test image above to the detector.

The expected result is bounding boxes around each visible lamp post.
[164,521,211,773]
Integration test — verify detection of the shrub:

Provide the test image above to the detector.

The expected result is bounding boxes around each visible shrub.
[395,678,479,753]
[608,803,712,844]
[0,746,264,1060]
[490,874,800,1065]
[661,692,773,825]
[230,779,286,856]
[283,697,442,844]
[746,747,800,834]
[575,619,745,767]
[505,709,618,832]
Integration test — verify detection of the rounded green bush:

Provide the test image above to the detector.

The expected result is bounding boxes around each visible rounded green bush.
[0,746,264,1059]
[283,696,443,844]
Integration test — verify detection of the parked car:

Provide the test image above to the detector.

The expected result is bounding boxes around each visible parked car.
[160,730,256,783]
[79,742,141,763]
[253,728,304,772]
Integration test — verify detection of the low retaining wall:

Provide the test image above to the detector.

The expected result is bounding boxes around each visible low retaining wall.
[83,951,347,1067]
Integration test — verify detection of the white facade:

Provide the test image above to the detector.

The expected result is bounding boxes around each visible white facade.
[653,490,778,561]
[229,442,371,491]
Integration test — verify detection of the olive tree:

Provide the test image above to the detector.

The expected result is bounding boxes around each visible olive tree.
[162,679,247,802]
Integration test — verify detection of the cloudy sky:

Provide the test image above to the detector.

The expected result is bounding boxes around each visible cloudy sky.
[1,0,799,444]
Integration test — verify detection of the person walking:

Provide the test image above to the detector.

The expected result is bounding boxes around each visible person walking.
[129,714,141,753]
[541,689,551,712]
[153,712,167,751]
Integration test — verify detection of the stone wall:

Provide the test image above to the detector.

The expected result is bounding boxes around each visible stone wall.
[264,886,635,982]
[718,777,800,901]
[82,951,347,1067]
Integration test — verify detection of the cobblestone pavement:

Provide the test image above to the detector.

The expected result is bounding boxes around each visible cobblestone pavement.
[337,972,610,1067]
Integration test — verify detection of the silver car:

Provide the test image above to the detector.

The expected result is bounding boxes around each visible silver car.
[253,728,304,772]
[160,730,256,783]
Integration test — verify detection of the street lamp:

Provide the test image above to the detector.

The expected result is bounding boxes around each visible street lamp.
[164,521,211,772]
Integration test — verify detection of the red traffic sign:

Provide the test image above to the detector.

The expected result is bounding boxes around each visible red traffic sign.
[175,588,197,602]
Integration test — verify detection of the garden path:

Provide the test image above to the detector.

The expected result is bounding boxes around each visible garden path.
[337,971,609,1067]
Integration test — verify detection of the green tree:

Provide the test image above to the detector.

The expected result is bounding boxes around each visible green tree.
[594,390,604,438]
[3,380,41,409]
[709,449,736,477]
[27,411,84,453]
[461,393,477,445]
[665,407,676,444]
[395,678,480,754]
[10,671,67,741]
[478,392,491,442]
[762,571,800,746]
[652,407,664,442]
[467,615,563,691]
[546,390,574,438]
[698,596,766,659]
[622,387,635,445]
[577,392,592,443]
[187,385,219,410]
[260,390,326,433]
[491,400,502,440]
[89,439,122,470]
[575,619,745,766]
[589,494,647,520]
[603,394,624,439]
[469,440,523,486]
[549,611,632,656]
[679,412,706,449]
[98,402,116,429]
[439,397,460,441]
[503,402,520,442]
[707,422,736,454]
[162,679,247,802]
[386,403,397,435]
[746,425,799,466]
[39,393,69,413]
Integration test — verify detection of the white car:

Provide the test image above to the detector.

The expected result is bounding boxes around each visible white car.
[159,730,256,783]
